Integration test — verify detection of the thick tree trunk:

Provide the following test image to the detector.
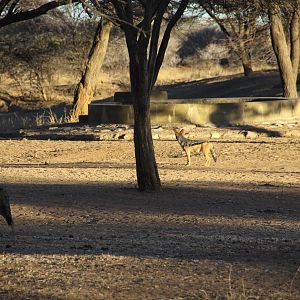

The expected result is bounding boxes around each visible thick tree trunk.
[269,5,298,98]
[133,101,161,191]
[228,39,254,77]
[71,19,112,120]
[130,55,161,191]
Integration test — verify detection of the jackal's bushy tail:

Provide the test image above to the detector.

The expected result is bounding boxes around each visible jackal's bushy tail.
[210,146,217,162]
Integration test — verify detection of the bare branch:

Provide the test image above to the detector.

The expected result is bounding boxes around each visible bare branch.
[151,0,189,88]
[0,0,80,29]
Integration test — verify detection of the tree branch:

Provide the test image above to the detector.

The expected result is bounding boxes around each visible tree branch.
[0,0,13,15]
[148,0,169,90]
[151,0,189,89]
[0,0,79,29]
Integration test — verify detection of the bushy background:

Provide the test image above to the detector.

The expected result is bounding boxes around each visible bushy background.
[0,11,276,111]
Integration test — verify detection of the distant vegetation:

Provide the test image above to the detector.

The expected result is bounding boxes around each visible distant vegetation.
[0,11,276,112]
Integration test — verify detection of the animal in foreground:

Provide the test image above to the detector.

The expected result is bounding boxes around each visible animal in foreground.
[173,128,217,166]
[0,188,14,229]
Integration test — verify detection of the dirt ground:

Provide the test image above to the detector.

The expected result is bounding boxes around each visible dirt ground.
[0,133,299,300]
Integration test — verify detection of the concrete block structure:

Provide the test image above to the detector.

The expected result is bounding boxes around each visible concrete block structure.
[88,92,300,126]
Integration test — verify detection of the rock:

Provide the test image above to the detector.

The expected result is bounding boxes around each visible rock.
[113,132,122,139]
[100,132,114,140]
[152,125,162,130]
[223,131,244,139]
[210,132,221,139]
[0,99,9,112]
[152,134,159,140]
[244,131,258,139]
[182,125,196,130]
[158,132,175,140]
[115,126,128,131]
[152,127,163,133]
[284,130,300,138]
[119,133,134,141]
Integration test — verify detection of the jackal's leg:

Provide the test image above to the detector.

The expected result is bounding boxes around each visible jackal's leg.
[203,146,211,166]
[185,149,191,166]
[205,156,211,166]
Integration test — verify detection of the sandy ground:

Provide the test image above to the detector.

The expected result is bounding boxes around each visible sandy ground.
[0,134,299,300]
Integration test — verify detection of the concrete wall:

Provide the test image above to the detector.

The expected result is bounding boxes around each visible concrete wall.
[88,98,300,126]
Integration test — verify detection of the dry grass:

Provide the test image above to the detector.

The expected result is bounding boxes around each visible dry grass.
[0,109,73,132]
[35,108,72,126]
[157,63,276,85]
[157,65,243,84]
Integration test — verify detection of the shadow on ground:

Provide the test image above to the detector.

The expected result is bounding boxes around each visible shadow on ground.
[163,71,284,99]
[0,182,299,270]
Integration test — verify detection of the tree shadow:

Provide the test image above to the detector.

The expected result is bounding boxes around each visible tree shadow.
[1,182,299,269]
[162,71,283,99]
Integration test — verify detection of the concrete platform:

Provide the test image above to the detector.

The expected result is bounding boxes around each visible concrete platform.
[88,97,300,126]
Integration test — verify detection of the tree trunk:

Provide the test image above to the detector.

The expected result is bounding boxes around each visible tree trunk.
[242,62,253,77]
[133,101,161,191]
[111,0,188,191]
[290,7,300,80]
[71,19,112,120]
[130,54,161,191]
[240,47,254,77]
[269,5,298,98]
[202,5,255,78]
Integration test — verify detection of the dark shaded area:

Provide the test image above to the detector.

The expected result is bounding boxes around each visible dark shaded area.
[1,161,300,175]
[224,124,283,137]
[163,71,284,99]
[0,291,63,300]
[0,182,299,269]
[177,27,225,63]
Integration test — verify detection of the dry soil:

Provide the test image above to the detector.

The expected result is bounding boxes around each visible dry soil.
[0,134,299,299]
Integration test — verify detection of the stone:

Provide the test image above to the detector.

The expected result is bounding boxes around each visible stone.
[0,99,9,112]
[152,134,159,140]
[119,133,134,141]
[244,131,258,139]
[223,131,244,139]
[182,124,196,130]
[158,132,175,140]
[210,132,221,139]
[284,130,300,138]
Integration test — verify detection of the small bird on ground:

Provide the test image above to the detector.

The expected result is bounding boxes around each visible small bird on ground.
[0,188,14,232]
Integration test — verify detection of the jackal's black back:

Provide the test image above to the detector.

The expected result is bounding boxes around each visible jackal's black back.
[176,134,204,149]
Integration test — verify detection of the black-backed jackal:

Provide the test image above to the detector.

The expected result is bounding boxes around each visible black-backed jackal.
[173,128,217,166]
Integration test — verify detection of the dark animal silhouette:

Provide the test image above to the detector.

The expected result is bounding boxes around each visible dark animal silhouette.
[0,188,14,228]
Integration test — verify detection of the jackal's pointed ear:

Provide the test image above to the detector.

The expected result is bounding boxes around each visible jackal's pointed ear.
[179,129,184,134]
